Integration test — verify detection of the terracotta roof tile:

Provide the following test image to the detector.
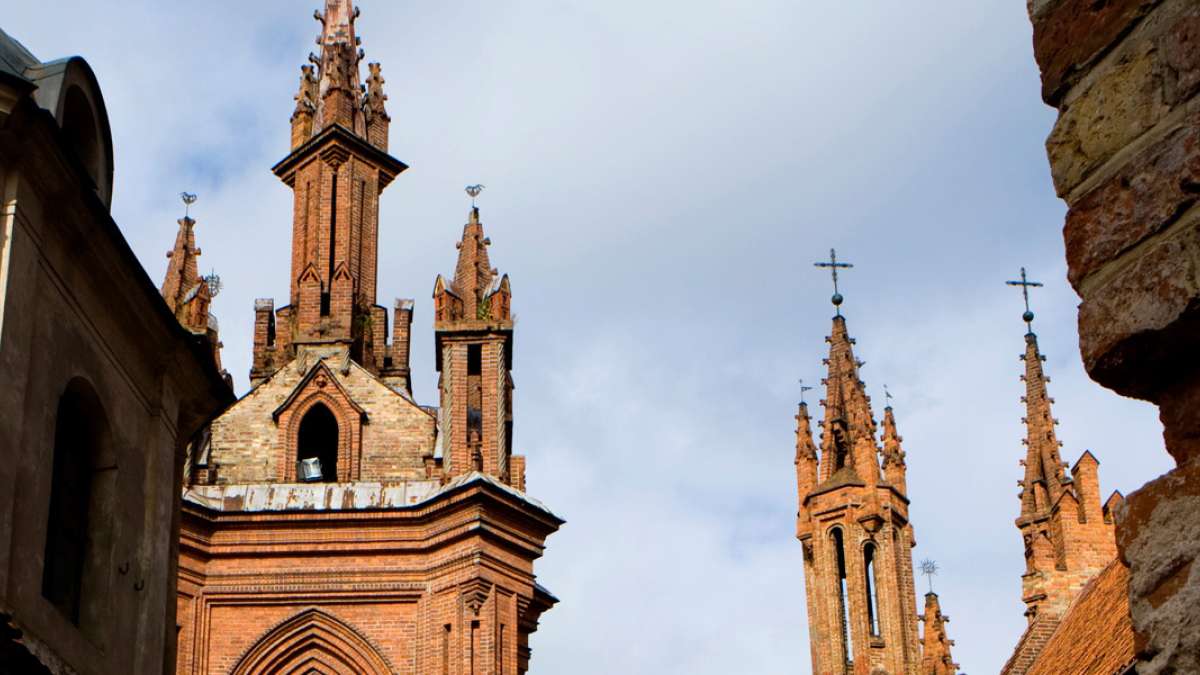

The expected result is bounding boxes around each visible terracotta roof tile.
[1026,558,1135,675]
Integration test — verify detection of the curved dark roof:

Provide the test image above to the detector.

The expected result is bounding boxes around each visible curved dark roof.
[0,26,38,87]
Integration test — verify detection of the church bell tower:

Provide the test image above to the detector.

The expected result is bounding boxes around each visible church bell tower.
[795,250,924,675]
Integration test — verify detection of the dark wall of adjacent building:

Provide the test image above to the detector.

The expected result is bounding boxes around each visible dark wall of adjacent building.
[0,27,232,675]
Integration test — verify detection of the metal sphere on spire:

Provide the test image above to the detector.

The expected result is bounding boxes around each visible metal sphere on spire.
[814,248,854,316]
[1006,267,1044,334]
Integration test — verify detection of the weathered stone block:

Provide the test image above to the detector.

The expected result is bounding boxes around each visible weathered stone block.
[1046,1,1200,198]
[1115,460,1200,674]
[1030,0,1161,105]
[1077,218,1200,397]
[1064,114,1200,290]
[1047,47,1167,197]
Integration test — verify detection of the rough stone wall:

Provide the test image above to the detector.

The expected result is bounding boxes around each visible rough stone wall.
[1026,1,1200,671]
[206,347,435,485]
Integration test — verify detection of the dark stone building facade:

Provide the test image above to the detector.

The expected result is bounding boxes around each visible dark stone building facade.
[0,26,232,675]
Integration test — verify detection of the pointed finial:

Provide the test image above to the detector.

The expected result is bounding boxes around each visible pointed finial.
[920,558,939,593]
[465,184,485,207]
[180,192,198,218]
[1006,267,1044,335]
[799,378,814,405]
[884,384,894,409]
[814,248,853,316]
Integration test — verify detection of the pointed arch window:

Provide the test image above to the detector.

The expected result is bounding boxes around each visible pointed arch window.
[297,403,339,482]
[42,378,116,644]
[864,542,881,637]
[831,527,853,666]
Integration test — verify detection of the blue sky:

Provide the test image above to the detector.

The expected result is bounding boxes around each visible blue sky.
[6,2,1174,672]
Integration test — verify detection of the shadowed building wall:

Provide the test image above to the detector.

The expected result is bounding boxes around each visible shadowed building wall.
[0,25,232,675]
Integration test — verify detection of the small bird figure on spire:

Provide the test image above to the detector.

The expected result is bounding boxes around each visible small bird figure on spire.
[814,248,853,315]
[465,184,485,207]
[180,192,198,218]
[1006,267,1044,334]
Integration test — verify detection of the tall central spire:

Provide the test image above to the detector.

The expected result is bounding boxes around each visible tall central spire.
[312,0,364,137]
[251,2,406,386]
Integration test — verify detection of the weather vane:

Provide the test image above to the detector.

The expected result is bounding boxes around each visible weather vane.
[465,184,485,207]
[180,192,198,218]
[1006,267,1044,334]
[920,558,939,593]
[814,248,853,316]
[884,384,894,408]
[799,379,814,405]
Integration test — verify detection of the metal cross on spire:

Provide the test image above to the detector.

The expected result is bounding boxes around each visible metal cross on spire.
[814,248,853,315]
[799,379,814,405]
[465,184,485,208]
[180,192,198,219]
[1006,267,1044,334]
[920,558,939,594]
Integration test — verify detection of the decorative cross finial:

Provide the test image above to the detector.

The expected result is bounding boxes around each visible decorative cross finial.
[204,268,223,298]
[465,184,485,207]
[814,248,853,315]
[920,558,939,593]
[180,192,198,218]
[1006,267,1044,334]
[884,384,894,408]
[799,379,814,405]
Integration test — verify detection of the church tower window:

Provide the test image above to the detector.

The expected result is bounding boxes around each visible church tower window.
[864,542,880,637]
[831,527,853,665]
[297,403,339,482]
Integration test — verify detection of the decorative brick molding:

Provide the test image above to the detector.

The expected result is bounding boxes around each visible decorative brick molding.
[229,608,396,675]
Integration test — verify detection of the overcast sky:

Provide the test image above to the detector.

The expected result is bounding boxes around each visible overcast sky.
[7,2,1175,673]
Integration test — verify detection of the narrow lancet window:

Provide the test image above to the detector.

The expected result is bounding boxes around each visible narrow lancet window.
[832,528,853,665]
[864,542,880,636]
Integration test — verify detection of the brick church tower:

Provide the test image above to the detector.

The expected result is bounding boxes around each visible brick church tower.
[795,251,956,675]
[1000,270,1120,675]
[172,4,561,674]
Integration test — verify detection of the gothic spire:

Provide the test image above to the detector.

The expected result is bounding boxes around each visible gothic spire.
[920,592,961,675]
[1019,330,1067,520]
[1005,268,1067,522]
[452,206,495,320]
[881,400,908,495]
[310,0,366,138]
[161,209,200,316]
[817,314,880,485]
[795,399,818,517]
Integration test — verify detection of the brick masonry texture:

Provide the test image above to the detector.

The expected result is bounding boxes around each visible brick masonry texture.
[175,2,554,673]
[795,314,944,675]
[1027,0,1200,671]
